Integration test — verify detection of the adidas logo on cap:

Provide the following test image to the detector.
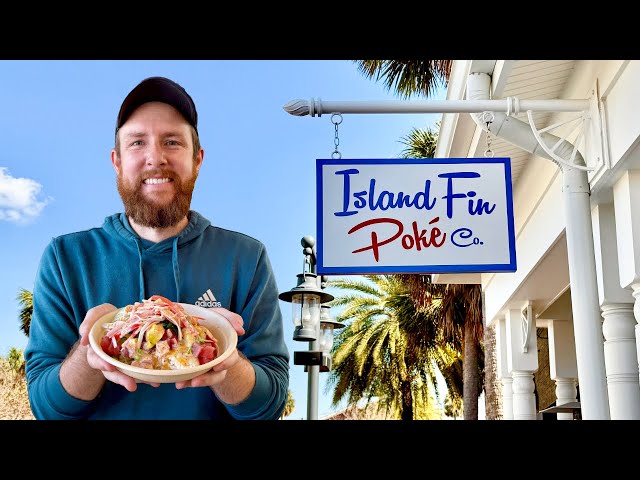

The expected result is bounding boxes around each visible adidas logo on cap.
[195,288,222,308]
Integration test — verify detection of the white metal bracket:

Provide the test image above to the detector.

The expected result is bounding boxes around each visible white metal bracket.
[524,80,609,182]
[521,302,532,353]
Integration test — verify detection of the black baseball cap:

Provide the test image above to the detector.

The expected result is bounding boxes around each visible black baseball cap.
[116,76,198,134]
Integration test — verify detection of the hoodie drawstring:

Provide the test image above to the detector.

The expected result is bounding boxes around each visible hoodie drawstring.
[135,239,146,301]
[133,237,181,303]
[172,237,181,302]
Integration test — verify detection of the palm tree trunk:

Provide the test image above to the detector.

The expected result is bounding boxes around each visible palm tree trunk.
[483,323,502,419]
[463,323,479,420]
[401,380,414,420]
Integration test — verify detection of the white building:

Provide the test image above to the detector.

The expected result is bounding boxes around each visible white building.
[433,60,640,420]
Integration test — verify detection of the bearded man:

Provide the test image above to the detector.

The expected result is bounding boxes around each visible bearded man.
[24,77,290,420]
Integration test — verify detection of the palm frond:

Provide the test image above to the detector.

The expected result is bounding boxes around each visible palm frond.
[354,60,453,99]
[16,288,33,337]
[399,126,439,159]
[327,277,383,298]
[326,273,461,419]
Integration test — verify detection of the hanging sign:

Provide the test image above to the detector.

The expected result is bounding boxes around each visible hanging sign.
[316,158,516,275]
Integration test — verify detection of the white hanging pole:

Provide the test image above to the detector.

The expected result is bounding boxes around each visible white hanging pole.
[283,98,590,117]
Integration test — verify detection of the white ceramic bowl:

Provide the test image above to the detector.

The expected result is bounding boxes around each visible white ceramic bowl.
[89,302,238,383]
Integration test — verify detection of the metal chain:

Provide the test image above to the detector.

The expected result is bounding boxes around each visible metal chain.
[331,113,343,159]
[481,111,495,158]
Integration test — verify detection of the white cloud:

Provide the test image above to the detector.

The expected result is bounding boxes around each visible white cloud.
[0,167,52,224]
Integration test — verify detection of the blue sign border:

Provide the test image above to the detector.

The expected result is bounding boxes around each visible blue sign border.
[316,158,517,275]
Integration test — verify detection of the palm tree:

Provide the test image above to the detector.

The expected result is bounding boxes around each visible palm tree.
[438,282,484,420]
[326,275,462,420]
[6,347,26,377]
[399,122,488,419]
[398,273,486,421]
[400,132,489,419]
[280,389,295,419]
[483,322,502,419]
[17,288,33,337]
[354,60,452,99]
[353,61,492,419]
[399,123,440,159]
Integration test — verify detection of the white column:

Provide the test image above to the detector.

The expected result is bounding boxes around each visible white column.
[592,202,640,419]
[494,317,513,419]
[613,171,640,383]
[547,319,579,420]
[505,306,538,420]
[634,286,640,382]
[501,377,513,420]
[601,304,640,418]
[511,371,537,420]
[555,378,578,420]
[562,167,610,419]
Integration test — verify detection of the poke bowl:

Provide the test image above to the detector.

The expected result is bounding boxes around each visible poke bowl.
[89,296,238,383]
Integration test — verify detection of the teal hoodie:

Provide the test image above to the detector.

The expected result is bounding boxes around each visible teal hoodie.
[25,211,289,420]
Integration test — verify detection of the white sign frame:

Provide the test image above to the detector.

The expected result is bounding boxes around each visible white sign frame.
[316,158,517,275]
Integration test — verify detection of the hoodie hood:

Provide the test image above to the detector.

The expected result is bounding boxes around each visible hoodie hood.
[102,210,211,251]
[102,210,211,301]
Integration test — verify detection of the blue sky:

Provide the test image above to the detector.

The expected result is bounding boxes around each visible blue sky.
[0,60,443,420]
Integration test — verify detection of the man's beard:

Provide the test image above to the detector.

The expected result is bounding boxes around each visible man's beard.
[117,168,197,228]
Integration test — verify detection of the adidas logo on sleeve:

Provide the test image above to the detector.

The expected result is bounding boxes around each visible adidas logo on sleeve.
[195,288,222,308]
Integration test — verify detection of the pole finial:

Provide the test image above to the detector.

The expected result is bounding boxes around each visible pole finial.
[283,99,310,116]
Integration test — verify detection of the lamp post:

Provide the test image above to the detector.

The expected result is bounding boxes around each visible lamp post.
[278,235,343,420]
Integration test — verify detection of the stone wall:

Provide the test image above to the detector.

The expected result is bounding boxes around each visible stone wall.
[533,327,556,411]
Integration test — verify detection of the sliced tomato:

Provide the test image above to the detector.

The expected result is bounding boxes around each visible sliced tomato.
[197,345,217,365]
[100,335,121,357]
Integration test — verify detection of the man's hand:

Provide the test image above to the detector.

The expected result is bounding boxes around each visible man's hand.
[175,348,243,389]
[79,303,118,346]
[210,307,246,336]
[78,303,159,392]
[175,307,254,404]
